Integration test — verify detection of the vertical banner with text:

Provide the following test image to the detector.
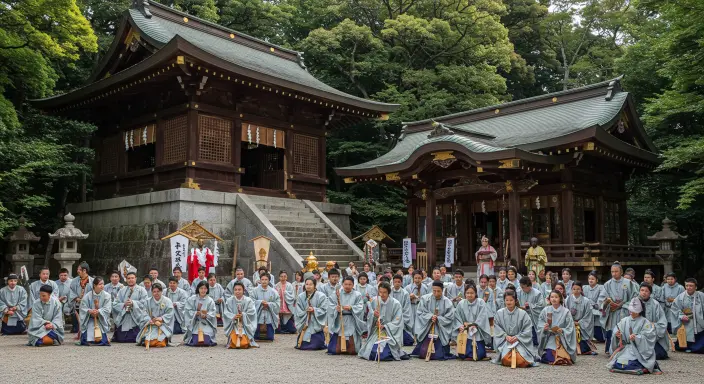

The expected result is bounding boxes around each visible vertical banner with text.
[402,238,412,268]
[445,237,455,268]
[170,234,189,274]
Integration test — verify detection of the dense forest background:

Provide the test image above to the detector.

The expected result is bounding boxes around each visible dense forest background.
[1,0,702,279]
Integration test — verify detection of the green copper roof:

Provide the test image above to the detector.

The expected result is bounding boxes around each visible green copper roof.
[339,87,631,171]
[128,4,396,111]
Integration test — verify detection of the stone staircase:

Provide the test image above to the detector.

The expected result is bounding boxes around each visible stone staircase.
[246,195,362,266]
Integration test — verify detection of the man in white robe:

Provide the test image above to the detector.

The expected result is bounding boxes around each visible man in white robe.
[190,267,207,293]
[112,272,149,342]
[444,270,466,307]
[411,280,455,360]
[223,282,258,349]
[27,284,64,346]
[28,266,58,308]
[165,276,189,335]
[225,267,254,298]
[672,278,704,353]
[391,274,414,346]
[1,274,28,335]
[327,276,365,354]
[137,284,174,347]
[250,273,280,341]
[172,267,192,296]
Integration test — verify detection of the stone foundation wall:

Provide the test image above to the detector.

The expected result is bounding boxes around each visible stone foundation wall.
[66,188,351,283]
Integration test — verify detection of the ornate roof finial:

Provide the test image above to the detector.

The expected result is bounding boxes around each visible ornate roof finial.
[296,51,307,70]
[133,0,152,19]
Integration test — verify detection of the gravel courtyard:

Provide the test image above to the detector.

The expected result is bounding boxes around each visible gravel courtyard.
[1,332,699,383]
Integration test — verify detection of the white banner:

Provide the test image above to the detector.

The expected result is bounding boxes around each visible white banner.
[402,238,412,268]
[170,235,189,274]
[445,237,455,267]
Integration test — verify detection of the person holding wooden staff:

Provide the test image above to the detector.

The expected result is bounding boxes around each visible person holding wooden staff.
[294,277,327,350]
[565,281,599,355]
[491,290,538,368]
[537,290,577,365]
[78,277,111,346]
[275,271,297,334]
[390,274,414,346]
[223,282,257,349]
[184,281,217,346]
[607,297,663,375]
[27,284,64,346]
[327,276,364,355]
[251,272,280,341]
[358,281,409,361]
[0,273,29,335]
[112,271,148,342]
[137,283,174,348]
[602,261,637,354]
[639,282,670,360]
[453,284,491,361]
[411,280,455,360]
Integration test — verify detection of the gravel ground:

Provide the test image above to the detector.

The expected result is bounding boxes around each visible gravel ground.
[1,332,699,383]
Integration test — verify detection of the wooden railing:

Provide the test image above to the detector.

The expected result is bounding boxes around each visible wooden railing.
[387,248,428,271]
[260,169,285,190]
[520,242,659,264]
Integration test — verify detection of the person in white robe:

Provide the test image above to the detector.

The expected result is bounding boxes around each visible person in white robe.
[439,266,452,283]
[559,268,574,293]
[318,268,341,301]
[582,271,606,342]
[172,267,192,296]
[402,265,414,287]
[223,282,258,349]
[411,280,455,360]
[662,272,684,333]
[68,262,94,335]
[206,273,225,326]
[327,276,365,355]
[607,297,662,375]
[390,274,414,346]
[78,277,111,346]
[27,284,64,346]
[506,267,521,290]
[406,271,429,344]
[27,267,59,308]
[165,277,189,335]
[55,268,72,327]
[496,268,511,291]
[671,278,704,353]
[643,270,664,308]
[453,284,491,360]
[538,290,577,365]
[137,284,174,347]
[1,273,29,335]
[112,272,149,342]
[639,282,670,359]
[184,281,218,346]
[517,277,545,346]
[274,271,296,334]
[492,290,539,367]
[104,270,124,303]
[190,267,207,293]
[358,281,410,361]
[224,267,254,299]
[252,266,267,287]
[444,270,466,307]
[565,282,598,355]
[345,262,359,282]
[356,272,377,323]
[362,262,376,284]
[140,266,165,292]
[601,262,637,354]
[294,277,328,350]
[250,272,280,341]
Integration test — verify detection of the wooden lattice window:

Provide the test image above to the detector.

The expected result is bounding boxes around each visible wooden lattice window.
[100,136,120,175]
[293,134,319,176]
[199,114,231,163]
[162,115,187,164]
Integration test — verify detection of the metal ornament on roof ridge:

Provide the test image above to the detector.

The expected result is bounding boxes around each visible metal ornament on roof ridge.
[427,121,455,138]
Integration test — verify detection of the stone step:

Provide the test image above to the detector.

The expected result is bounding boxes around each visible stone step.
[255,204,311,213]
[269,218,322,226]
[291,248,354,256]
[287,242,350,250]
[248,197,308,208]
[278,230,337,237]
[285,236,347,244]
[258,209,315,218]
[274,224,328,232]
[314,255,360,263]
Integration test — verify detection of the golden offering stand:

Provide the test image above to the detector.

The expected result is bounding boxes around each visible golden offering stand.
[304,251,319,272]
[251,236,272,272]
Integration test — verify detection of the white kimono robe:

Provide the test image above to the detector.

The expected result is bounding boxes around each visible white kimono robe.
[0,286,28,328]
[405,282,430,331]
[55,278,72,315]
[112,285,149,332]
[178,278,192,296]
[250,285,281,328]
[293,290,327,343]
[537,305,577,362]
[582,284,606,331]
[662,283,684,326]
[492,307,539,365]
[642,297,670,356]
[79,290,112,341]
[165,287,189,329]
[444,282,466,306]
[566,294,596,344]
[358,296,407,360]
[452,298,491,343]
[68,277,94,314]
[224,278,254,298]
[671,291,704,343]
[390,287,413,337]
[104,282,124,303]
[27,297,64,346]
[517,287,545,328]
[607,315,660,372]
[601,278,637,331]
[207,283,226,320]
[414,294,455,348]
[137,296,174,344]
[223,295,258,348]
[183,295,217,344]
[274,281,296,325]
[328,289,365,352]
[28,279,59,308]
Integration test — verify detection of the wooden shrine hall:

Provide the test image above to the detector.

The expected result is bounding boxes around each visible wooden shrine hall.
[337,78,661,272]
[32,0,397,201]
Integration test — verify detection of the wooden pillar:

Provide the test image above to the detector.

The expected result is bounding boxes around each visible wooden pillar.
[619,200,628,244]
[406,196,415,239]
[560,169,574,246]
[186,102,199,181]
[232,117,242,186]
[284,130,294,193]
[596,196,605,242]
[426,191,437,268]
[508,188,521,267]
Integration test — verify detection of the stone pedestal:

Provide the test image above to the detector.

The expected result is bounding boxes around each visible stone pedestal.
[5,253,35,276]
[53,252,81,278]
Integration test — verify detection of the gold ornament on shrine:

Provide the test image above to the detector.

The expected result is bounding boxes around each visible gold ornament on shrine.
[160,220,223,242]
[304,251,318,272]
[251,236,272,271]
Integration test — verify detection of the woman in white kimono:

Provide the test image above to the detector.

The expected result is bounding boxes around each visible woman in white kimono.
[250,272,280,341]
[79,277,112,346]
[565,282,598,355]
[358,282,409,361]
[328,276,365,355]
[165,277,188,335]
[356,272,377,322]
[275,271,297,334]
[137,284,174,348]
[475,236,497,277]
[639,282,670,360]
[538,290,577,365]
[184,281,217,346]
[453,284,491,361]
[294,277,328,350]
[0,274,28,335]
[223,281,258,349]
[411,280,456,360]
[607,297,663,375]
[27,285,64,346]
[206,273,225,327]
[582,271,606,342]
[492,290,539,367]
[540,272,556,302]
[506,267,521,291]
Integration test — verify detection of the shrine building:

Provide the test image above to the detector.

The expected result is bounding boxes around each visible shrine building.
[337,77,664,276]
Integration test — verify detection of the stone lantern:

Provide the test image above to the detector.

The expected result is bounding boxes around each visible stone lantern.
[49,213,89,277]
[4,216,40,276]
[648,217,686,275]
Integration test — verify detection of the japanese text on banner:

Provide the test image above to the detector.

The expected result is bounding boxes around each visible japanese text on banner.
[170,234,189,273]
[402,238,412,268]
[445,237,455,267]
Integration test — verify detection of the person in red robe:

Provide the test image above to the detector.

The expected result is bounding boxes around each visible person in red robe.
[188,240,216,282]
